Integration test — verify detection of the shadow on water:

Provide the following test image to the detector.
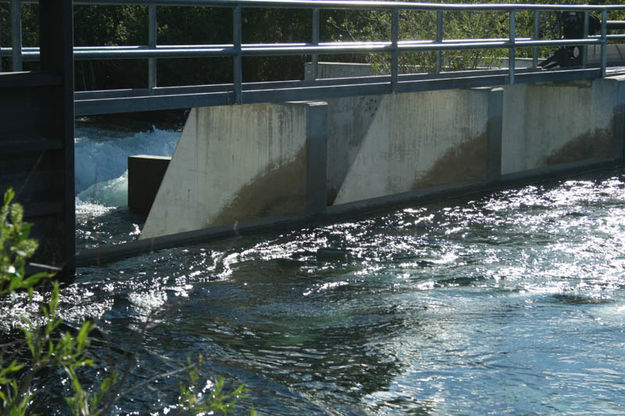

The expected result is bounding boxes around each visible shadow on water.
[144,257,414,414]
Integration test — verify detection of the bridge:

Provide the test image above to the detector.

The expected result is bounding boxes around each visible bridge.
[2,0,625,277]
[4,0,625,114]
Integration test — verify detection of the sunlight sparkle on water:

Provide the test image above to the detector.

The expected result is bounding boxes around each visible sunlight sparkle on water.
[7,123,625,415]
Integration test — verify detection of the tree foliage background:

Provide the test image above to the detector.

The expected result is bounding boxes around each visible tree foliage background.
[1,1,625,90]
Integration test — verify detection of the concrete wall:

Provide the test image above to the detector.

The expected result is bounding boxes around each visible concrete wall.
[587,44,625,65]
[141,101,327,239]
[333,89,490,205]
[305,62,375,80]
[139,63,625,240]
[501,78,620,175]
[306,63,494,205]
[318,66,624,204]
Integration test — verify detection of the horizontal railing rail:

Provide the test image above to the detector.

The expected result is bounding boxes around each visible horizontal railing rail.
[61,1,625,12]
[5,37,612,59]
[2,0,625,113]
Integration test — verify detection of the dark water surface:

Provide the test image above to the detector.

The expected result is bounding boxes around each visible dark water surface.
[7,169,625,415]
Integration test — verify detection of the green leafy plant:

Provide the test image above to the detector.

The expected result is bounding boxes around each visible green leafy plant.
[176,357,257,416]
[0,188,257,416]
[0,188,49,296]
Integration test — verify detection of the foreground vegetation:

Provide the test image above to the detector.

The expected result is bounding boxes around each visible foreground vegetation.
[0,188,256,415]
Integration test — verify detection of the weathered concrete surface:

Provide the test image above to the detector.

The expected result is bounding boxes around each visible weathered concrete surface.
[141,102,323,239]
[140,63,625,241]
[333,89,489,205]
[501,79,616,175]
[325,94,382,204]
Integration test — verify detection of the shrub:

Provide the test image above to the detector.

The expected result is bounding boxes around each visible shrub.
[0,188,256,416]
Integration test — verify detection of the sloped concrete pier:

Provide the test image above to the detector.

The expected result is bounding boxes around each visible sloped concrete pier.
[137,67,625,244]
[141,101,327,239]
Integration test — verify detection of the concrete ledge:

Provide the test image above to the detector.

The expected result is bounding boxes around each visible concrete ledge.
[499,157,620,184]
[76,214,312,267]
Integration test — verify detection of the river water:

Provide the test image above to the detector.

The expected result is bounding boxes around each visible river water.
[5,125,625,415]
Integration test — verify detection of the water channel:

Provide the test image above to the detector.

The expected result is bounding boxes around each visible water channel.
[4,124,625,415]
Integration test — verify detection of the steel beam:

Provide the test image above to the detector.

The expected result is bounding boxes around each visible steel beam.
[311,8,320,80]
[509,9,515,84]
[148,5,157,88]
[75,67,603,116]
[532,10,539,68]
[10,0,22,71]
[391,7,399,92]
[436,10,443,73]
[601,9,608,77]
[233,4,242,104]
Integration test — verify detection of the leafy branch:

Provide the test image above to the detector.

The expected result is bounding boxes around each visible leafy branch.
[0,188,257,416]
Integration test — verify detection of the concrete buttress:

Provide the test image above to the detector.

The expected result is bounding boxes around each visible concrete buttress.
[141,101,327,239]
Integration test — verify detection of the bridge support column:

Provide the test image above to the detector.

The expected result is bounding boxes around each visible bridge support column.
[305,102,328,214]
[487,87,504,181]
[141,101,327,239]
[614,76,625,163]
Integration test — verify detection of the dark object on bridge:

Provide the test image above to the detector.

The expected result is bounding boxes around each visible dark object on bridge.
[540,47,582,69]
[0,0,74,280]
[539,13,625,69]
[128,155,171,219]
[540,12,601,69]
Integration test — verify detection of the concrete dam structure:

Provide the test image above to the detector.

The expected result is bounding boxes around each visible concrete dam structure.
[138,66,625,241]
[8,0,625,268]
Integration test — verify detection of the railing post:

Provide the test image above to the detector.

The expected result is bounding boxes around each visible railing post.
[148,5,157,89]
[601,9,607,77]
[10,0,22,72]
[436,10,443,74]
[487,87,503,182]
[233,4,242,104]
[390,7,399,93]
[509,9,515,84]
[533,10,540,69]
[615,79,625,162]
[582,11,589,69]
[311,8,320,81]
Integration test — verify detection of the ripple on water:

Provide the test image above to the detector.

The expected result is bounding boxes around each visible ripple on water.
[4,169,625,414]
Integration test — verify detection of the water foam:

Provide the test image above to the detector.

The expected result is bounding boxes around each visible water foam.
[74,125,180,208]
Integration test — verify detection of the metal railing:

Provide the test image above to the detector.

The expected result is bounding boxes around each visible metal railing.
[2,0,625,113]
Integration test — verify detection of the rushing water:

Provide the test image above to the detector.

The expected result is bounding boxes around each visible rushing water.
[74,122,180,247]
[5,125,625,415]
